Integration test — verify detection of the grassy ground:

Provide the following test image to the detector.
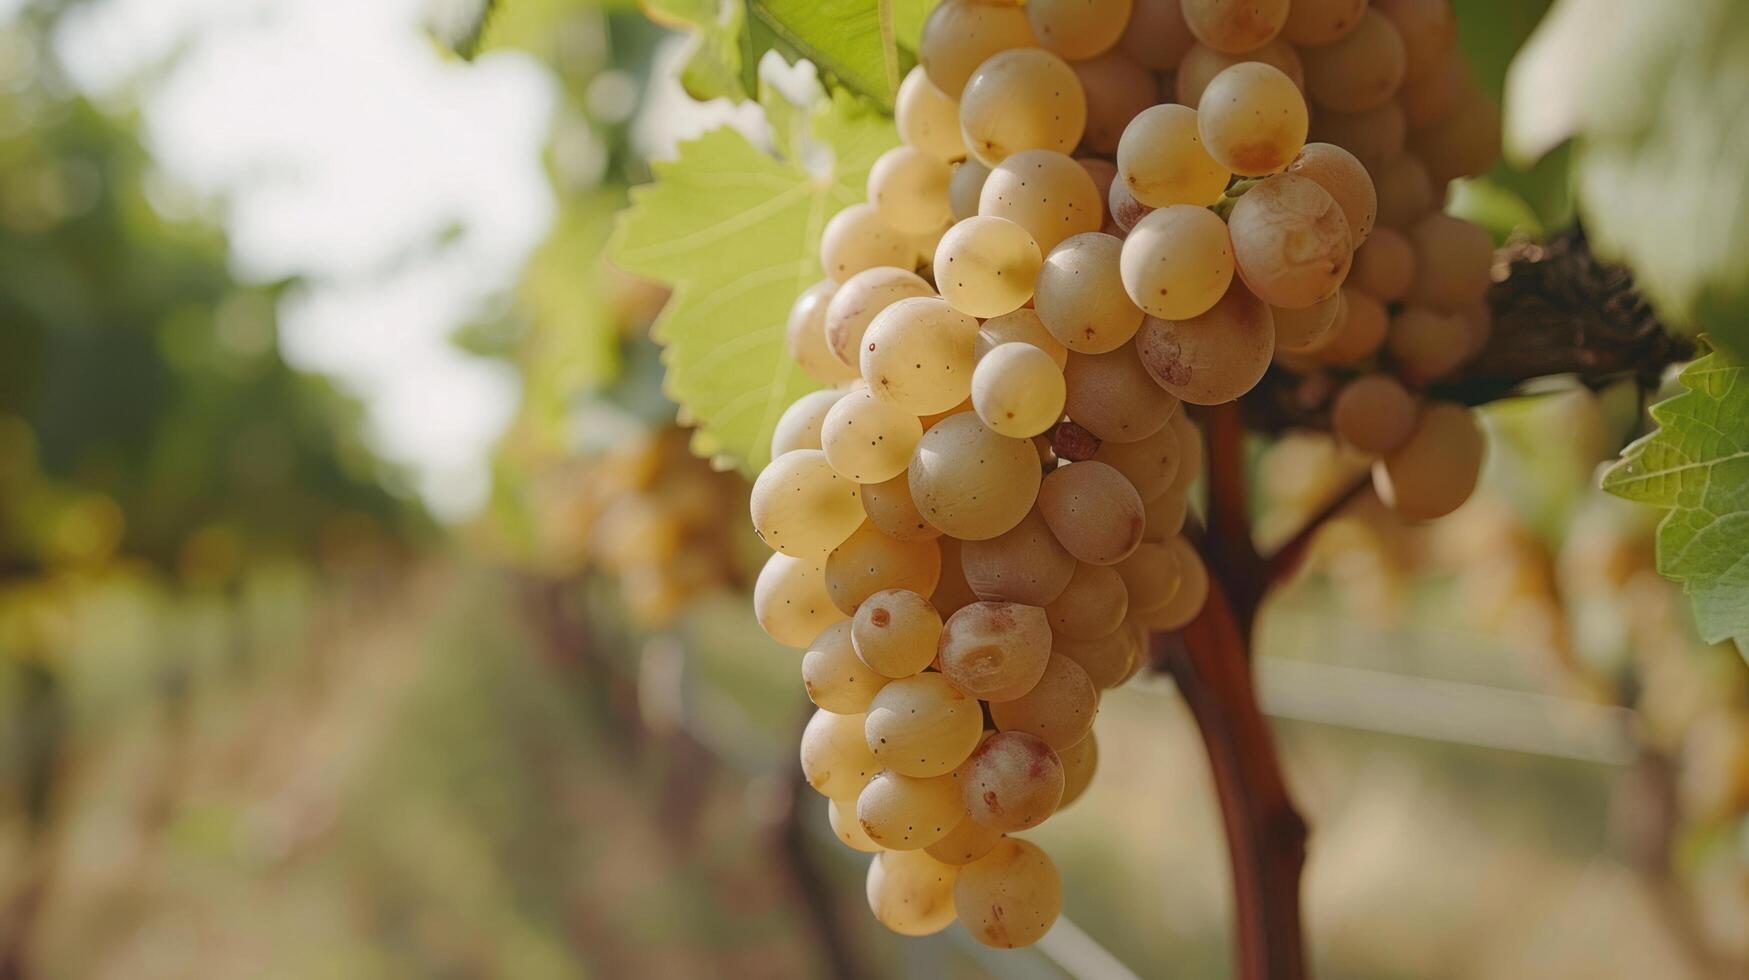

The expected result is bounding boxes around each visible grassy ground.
[0,559,1711,979]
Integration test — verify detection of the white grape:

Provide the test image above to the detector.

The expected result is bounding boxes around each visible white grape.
[822,388,924,483]
[1197,62,1308,176]
[971,342,1066,438]
[1271,290,1344,352]
[1061,343,1180,444]
[908,412,1043,541]
[1027,0,1132,59]
[1046,562,1130,639]
[1181,0,1288,54]
[1120,205,1235,320]
[785,280,858,383]
[988,652,1098,750]
[1373,402,1483,521]
[955,838,1062,949]
[1227,173,1351,308]
[1035,232,1145,354]
[1284,141,1376,247]
[800,708,881,800]
[803,619,891,713]
[867,850,959,935]
[959,47,1086,166]
[919,0,1039,98]
[1121,0,1198,71]
[1117,103,1230,208]
[860,296,978,415]
[865,672,984,777]
[934,215,1042,318]
[771,388,847,458]
[1299,9,1406,112]
[820,202,915,283]
[830,796,884,852]
[1331,375,1417,455]
[959,730,1064,831]
[977,308,1069,368]
[937,599,1055,701]
[1177,38,1304,107]
[852,588,943,678]
[1133,534,1208,629]
[1133,285,1276,405]
[1282,0,1366,46]
[1072,51,1159,156]
[869,145,955,235]
[860,472,943,542]
[1091,418,1180,500]
[978,149,1101,253]
[750,448,865,556]
[959,508,1078,607]
[857,769,965,849]
[895,66,967,163]
[754,552,843,649]
[1037,460,1147,565]
[949,159,992,221]
[826,522,943,615]
[823,266,937,368]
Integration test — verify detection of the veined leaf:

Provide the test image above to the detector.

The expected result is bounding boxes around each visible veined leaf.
[609,90,898,473]
[642,0,938,109]
[645,0,749,103]
[1602,351,1749,655]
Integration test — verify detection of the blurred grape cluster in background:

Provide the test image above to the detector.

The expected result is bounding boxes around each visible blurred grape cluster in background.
[0,1,1744,978]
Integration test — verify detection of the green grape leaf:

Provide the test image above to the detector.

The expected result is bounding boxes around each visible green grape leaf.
[743,0,908,109]
[644,0,936,109]
[1602,351,1749,654]
[609,90,898,473]
[1503,0,1749,360]
[646,0,750,103]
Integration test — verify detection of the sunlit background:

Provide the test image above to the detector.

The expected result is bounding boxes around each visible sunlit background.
[1,1,1745,978]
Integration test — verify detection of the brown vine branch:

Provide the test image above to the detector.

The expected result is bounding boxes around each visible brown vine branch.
[1244,226,1696,435]
[1264,473,1374,586]
[1201,402,1269,632]
[1151,572,1307,980]
[1161,224,1696,980]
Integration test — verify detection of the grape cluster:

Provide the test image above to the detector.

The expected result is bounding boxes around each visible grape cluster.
[534,426,751,627]
[756,0,1501,947]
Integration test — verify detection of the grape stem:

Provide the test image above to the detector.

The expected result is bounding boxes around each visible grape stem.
[1243,224,1695,433]
[1150,571,1307,980]
[1263,473,1374,586]
[1148,403,1311,979]
[1162,224,1692,980]
[1199,402,1269,629]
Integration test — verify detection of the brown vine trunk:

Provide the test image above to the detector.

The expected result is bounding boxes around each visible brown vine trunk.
[1160,401,1313,979]
[1157,225,1696,980]
[1243,226,1692,435]
[1152,588,1308,980]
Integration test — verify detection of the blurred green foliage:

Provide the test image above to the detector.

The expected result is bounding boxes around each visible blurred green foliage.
[1504,0,1749,361]
[0,14,423,585]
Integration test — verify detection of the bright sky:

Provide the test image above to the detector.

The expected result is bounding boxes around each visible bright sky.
[48,0,558,519]
[29,0,789,520]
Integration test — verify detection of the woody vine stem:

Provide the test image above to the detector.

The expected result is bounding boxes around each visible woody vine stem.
[1152,226,1690,980]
